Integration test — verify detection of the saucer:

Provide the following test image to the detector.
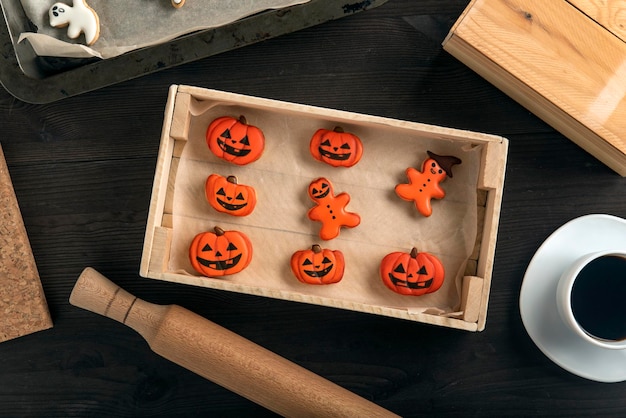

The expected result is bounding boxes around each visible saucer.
[520,214,626,383]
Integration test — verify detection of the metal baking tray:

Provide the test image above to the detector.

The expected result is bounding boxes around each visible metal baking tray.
[0,0,388,103]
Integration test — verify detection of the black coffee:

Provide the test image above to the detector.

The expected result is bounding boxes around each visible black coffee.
[571,255,626,341]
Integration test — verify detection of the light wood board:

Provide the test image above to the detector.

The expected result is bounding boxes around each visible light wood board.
[0,144,53,342]
[443,0,626,175]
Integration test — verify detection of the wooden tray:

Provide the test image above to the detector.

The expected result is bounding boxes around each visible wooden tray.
[140,85,508,331]
[443,0,626,176]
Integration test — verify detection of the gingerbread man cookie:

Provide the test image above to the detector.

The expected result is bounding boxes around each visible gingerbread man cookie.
[395,151,462,217]
[307,177,360,240]
[49,0,100,46]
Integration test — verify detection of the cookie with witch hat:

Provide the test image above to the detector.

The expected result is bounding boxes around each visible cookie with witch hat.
[395,150,462,217]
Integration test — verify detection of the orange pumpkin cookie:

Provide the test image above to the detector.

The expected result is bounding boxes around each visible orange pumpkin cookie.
[309,126,363,168]
[206,115,265,165]
[395,151,462,217]
[290,244,345,285]
[307,177,360,240]
[189,227,253,277]
[205,174,256,216]
[380,248,445,296]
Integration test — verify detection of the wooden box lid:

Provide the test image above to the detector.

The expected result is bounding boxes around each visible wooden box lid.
[443,0,626,175]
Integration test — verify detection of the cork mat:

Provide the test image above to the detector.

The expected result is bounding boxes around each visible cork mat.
[0,144,52,342]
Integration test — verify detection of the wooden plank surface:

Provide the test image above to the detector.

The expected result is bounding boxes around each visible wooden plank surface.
[444,0,626,174]
[568,0,626,43]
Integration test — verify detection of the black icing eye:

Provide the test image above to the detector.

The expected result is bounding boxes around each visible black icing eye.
[438,169,443,174]
[235,193,245,200]
[394,264,406,273]
[340,143,351,150]
[418,266,428,275]
[322,257,332,264]
[431,162,436,168]
[303,258,313,266]
[321,139,331,147]
[216,188,226,196]
[226,243,238,251]
[220,129,231,139]
[240,136,250,146]
[202,244,212,252]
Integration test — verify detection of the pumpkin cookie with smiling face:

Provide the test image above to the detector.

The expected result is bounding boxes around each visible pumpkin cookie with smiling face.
[309,126,363,168]
[380,247,445,296]
[205,174,256,217]
[189,227,253,277]
[307,177,360,240]
[290,244,345,285]
[206,115,265,165]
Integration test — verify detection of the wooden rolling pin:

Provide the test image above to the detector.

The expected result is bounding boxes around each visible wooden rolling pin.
[70,268,399,417]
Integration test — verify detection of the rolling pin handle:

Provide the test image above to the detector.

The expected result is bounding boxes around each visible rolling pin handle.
[70,267,400,417]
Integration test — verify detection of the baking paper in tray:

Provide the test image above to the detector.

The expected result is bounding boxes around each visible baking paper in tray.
[167,98,482,315]
[18,0,309,59]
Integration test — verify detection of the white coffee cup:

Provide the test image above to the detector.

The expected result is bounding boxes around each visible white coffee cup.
[556,249,626,350]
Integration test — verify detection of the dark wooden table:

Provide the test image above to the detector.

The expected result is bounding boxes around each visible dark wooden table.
[2,1,626,416]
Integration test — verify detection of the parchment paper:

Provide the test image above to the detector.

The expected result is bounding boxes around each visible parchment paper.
[168,97,482,314]
[18,0,309,59]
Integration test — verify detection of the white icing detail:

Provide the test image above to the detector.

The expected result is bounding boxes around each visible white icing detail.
[49,0,100,46]
[172,0,186,7]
